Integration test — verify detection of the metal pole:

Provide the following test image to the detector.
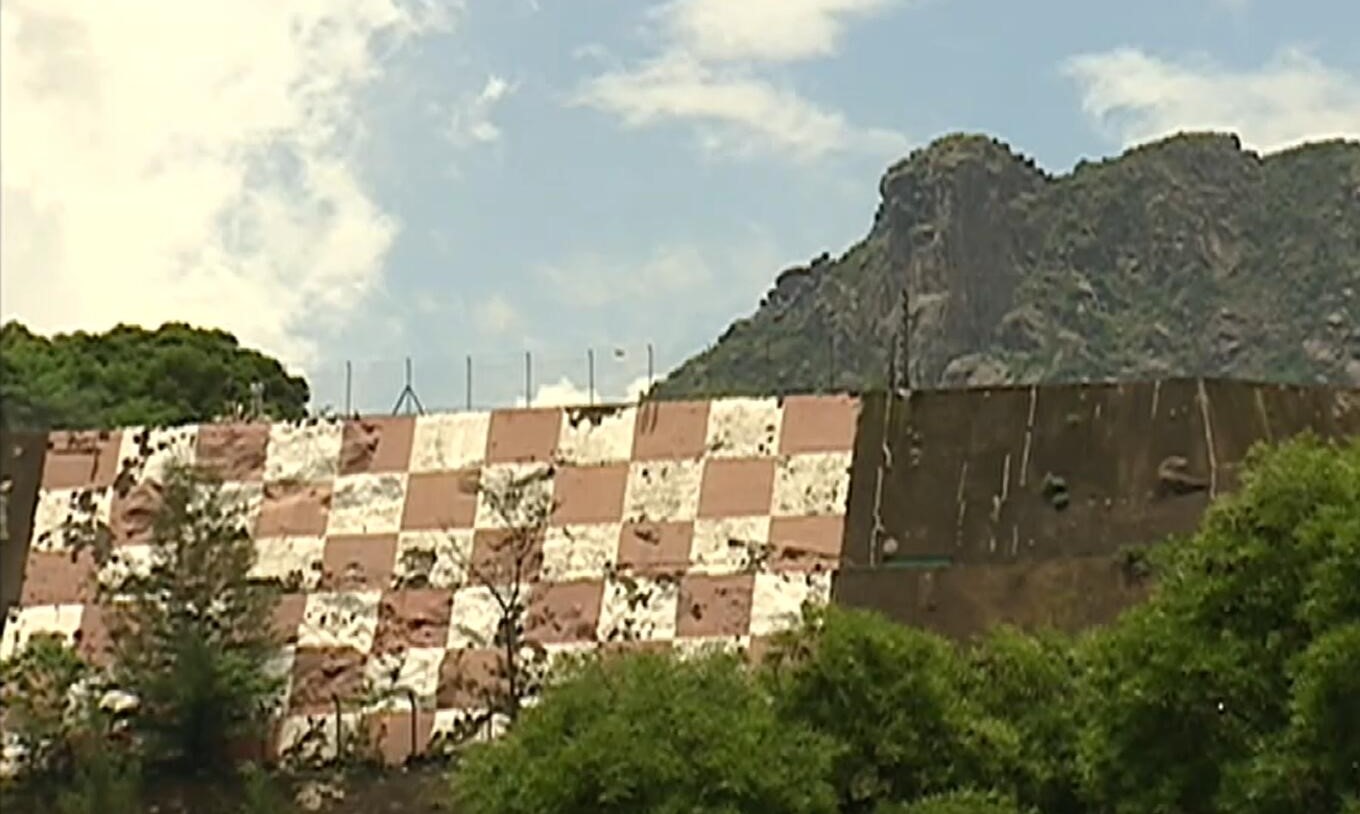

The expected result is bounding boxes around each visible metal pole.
[524,350,532,408]
[646,344,654,391]
[587,348,595,405]
[465,355,472,411]
[344,361,353,415]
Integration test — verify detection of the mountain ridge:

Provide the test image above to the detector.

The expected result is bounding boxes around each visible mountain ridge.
[656,131,1360,398]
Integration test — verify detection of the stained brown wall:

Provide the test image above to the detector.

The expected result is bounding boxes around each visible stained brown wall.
[834,379,1360,638]
[0,430,48,636]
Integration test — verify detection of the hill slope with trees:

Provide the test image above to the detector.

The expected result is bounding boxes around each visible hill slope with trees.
[657,132,1360,397]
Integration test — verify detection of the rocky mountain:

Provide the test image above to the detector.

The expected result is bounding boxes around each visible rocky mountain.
[656,132,1360,398]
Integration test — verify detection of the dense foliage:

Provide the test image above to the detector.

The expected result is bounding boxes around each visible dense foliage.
[659,133,1360,396]
[0,320,309,430]
[452,650,841,814]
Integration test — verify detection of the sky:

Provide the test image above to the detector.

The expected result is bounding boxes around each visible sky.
[3,0,1358,413]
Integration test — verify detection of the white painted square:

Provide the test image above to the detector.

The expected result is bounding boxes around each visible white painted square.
[474,463,556,530]
[431,708,509,744]
[622,459,703,523]
[672,635,750,660]
[327,472,409,536]
[409,412,492,473]
[771,451,852,517]
[705,398,783,459]
[251,536,326,590]
[262,645,297,715]
[30,487,113,552]
[116,424,199,484]
[596,576,679,643]
[750,571,833,637]
[446,584,517,649]
[362,646,445,710]
[556,406,638,465]
[219,480,265,530]
[541,522,621,581]
[265,420,345,483]
[0,604,85,661]
[297,590,383,652]
[277,711,365,764]
[394,530,474,589]
[97,543,157,593]
[689,516,771,575]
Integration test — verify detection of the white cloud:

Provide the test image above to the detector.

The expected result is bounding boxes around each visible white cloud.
[446,74,515,148]
[660,0,896,63]
[577,52,907,161]
[0,0,455,369]
[474,293,521,334]
[514,374,652,407]
[574,0,907,161]
[1064,47,1360,152]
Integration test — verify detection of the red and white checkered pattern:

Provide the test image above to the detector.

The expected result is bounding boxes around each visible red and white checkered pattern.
[2,395,859,763]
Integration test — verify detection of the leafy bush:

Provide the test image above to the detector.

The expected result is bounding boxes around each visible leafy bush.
[0,634,101,778]
[104,461,284,774]
[452,649,840,814]
[878,788,1034,814]
[763,606,1016,813]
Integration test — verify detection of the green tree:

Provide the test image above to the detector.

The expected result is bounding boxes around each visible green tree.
[961,627,1084,814]
[1078,435,1360,814]
[0,634,99,779]
[764,606,1015,813]
[0,320,309,430]
[104,461,284,774]
[451,650,840,814]
[879,789,1035,814]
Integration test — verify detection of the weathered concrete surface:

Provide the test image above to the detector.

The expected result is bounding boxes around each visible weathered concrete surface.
[833,555,1150,639]
[0,431,47,636]
[835,378,1360,637]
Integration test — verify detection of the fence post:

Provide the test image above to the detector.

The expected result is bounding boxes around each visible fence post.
[465,354,472,411]
[344,360,353,415]
[406,689,419,763]
[587,348,595,405]
[646,343,654,394]
[524,351,532,408]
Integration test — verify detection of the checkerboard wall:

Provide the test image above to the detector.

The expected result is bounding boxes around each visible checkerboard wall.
[1,395,859,764]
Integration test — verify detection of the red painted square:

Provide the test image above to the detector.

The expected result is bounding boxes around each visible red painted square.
[339,417,416,475]
[75,604,114,668]
[469,528,543,584]
[676,573,754,638]
[320,534,398,591]
[401,470,479,531]
[617,521,693,576]
[632,400,710,460]
[19,549,98,605]
[289,647,368,713]
[527,580,604,645]
[256,480,332,537]
[195,423,270,482]
[108,481,162,546]
[437,647,503,710]
[373,589,454,653]
[768,515,845,570]
[551,464,628,525]
[273,593,307,646]
[485,408,562,463]
[696,458,776,518]
[43,430,122,490]
[778,395,859,454]
[365,710,436,766]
